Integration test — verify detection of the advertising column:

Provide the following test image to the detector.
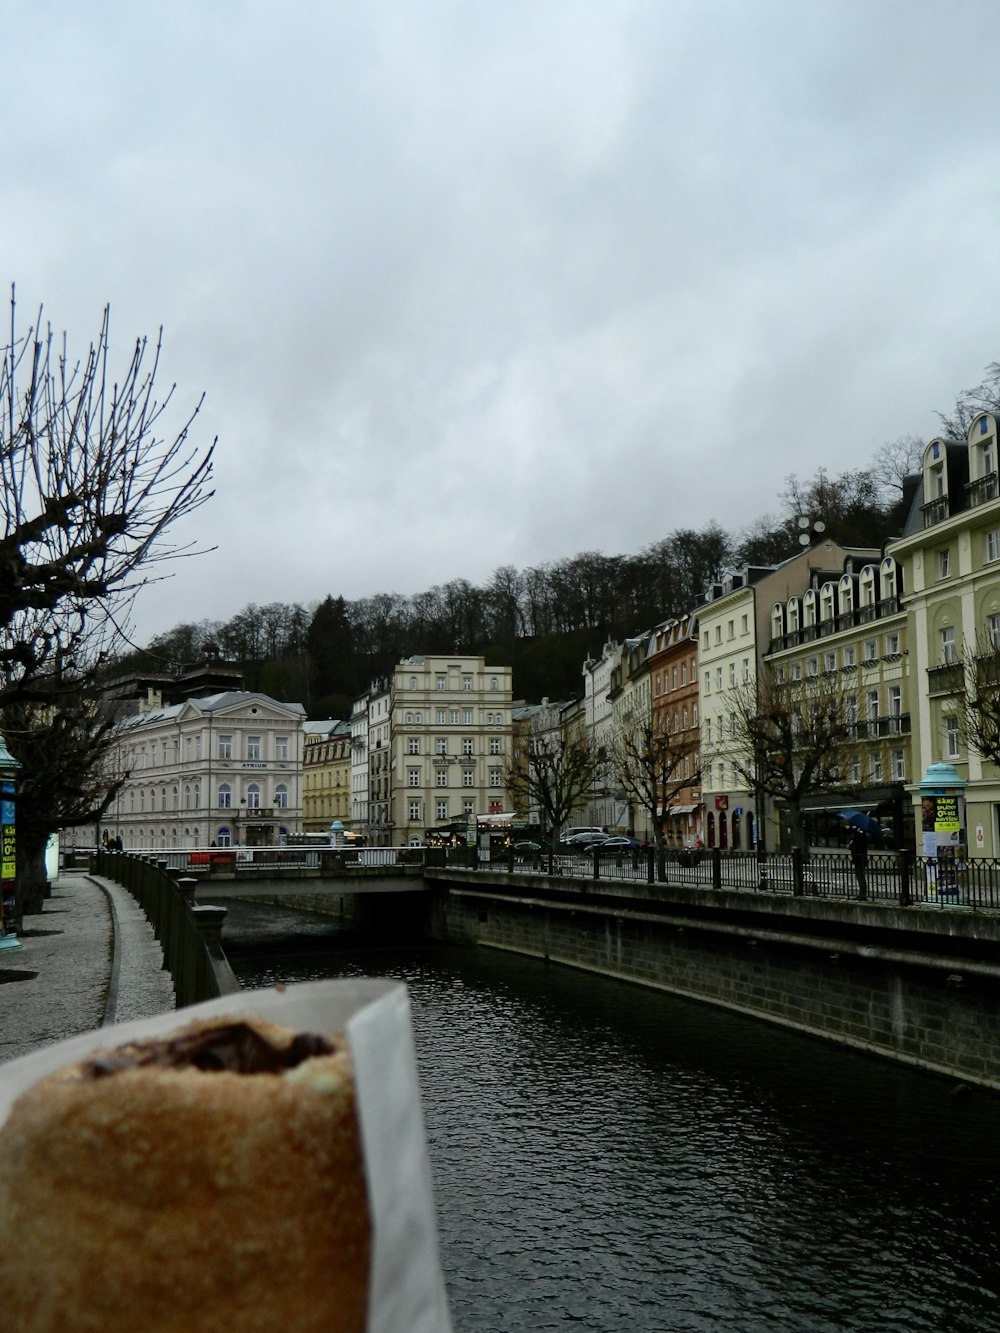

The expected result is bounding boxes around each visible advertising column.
[0,732,20,948]
[919,762,967,904]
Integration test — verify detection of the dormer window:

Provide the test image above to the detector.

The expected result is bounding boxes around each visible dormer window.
[968,414,999,507]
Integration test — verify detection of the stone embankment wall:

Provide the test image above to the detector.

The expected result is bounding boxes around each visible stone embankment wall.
[425,870,1000,1091]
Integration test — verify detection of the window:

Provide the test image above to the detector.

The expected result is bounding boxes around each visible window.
[407,738,420,755]
[888,685,902,717]
[462,709,473,724]
[462,769,475,787]
[987,530,1000,563]
[489,737,501,755]
[247,736,261,761]
[274,785,288,808]
[842,645,856,669]
[491,677,498,690]
[704,671,711,694]
[436,709,446,724]
[436,769,448,787]
[791,662,801,681]
[407,769,420,787]
[408,800,421,821]
[774,666,785,685]
[404,712,413,725]
[217,828,231,848]
[463,800,475,817]
[435,738,447,755]
[863,639,877,663]
[884,632,900,656]
[940,626,957,665]
[275,736,288,760]
[715,667,723,689]
[938,549,951,579]
[462,675,473,691]
[741,614,749,633]
[945,715,960,759]
[742,658,751,682]
[806,657,818,677]
[727,620,734,639]
[409,676,417,689]
[715,625,722,644]
[450,709,459,725]
[704,717,712,744]
[728,662,736,685]
[218,784,232,809]
[891,749,905,781]
[823,651,837,673]
[436,800,448,821]
[462,738,474,756]
[989,613,1000,649]
[246,784,260,809]
[489,768,502,787]
[436,676,446,691]
[218,735,233,759]
[869,752,883,784]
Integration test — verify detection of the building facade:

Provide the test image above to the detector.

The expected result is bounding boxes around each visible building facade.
[387,653,513,844]
[302,720,353,834]
[103,691,306,850]
[648,613,702,847]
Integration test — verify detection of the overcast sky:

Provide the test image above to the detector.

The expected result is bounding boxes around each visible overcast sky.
[5,1,1000,645]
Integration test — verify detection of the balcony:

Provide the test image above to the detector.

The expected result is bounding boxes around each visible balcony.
[966,471,999,509]
[927,661,964,695]
[922,495,949,527]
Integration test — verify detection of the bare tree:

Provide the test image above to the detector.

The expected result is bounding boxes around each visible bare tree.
[717,666,855,852]
[612,712,699,850]
[957,630,1000,768]
[0,294,214,921]
[0,291,215,707]
[505,733,603,866]
[2,674,130,921]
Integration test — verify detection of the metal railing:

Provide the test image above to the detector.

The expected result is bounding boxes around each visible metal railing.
[490,845,1000,910]
[92,850,241,1005]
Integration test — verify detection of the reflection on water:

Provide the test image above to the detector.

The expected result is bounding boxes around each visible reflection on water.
[224,903,1000,1332]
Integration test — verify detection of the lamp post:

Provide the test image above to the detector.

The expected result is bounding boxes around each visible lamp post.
[0,732,21,947]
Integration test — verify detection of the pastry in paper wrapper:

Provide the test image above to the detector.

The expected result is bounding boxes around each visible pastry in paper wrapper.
[0,1013,370,1332]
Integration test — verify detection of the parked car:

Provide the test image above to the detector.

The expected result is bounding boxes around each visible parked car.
[590,836,641,855]
[566,832,611,850]
[513,840,542,856]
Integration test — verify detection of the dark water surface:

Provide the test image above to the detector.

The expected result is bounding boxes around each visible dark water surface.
[224,903,1000,1332]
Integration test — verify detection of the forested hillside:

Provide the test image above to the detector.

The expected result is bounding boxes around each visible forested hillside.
[112,450,926,716]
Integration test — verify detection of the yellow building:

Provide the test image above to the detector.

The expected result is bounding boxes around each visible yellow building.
[301,720,353,834]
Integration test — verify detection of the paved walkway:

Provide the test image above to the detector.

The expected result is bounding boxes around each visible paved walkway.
[0,873,177,1065]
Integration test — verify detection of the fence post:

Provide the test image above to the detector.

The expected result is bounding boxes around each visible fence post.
[711,847,722,891]
[792,847,805,896]
[899,849,912,907]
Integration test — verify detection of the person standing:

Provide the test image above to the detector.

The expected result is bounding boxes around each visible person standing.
[849,827,869,900]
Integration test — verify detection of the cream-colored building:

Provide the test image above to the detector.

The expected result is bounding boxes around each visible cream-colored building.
[302,720,353,833]
[890,410,1000,854]
[386,653,513,844]
[103,691,306,850]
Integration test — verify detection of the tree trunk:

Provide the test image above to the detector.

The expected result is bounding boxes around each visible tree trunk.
[16,828,50,917]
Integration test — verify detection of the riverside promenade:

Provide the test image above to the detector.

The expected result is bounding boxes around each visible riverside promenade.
[0,872,177,1065]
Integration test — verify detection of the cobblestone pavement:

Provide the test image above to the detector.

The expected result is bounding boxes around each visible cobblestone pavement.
[0,873,176,1065]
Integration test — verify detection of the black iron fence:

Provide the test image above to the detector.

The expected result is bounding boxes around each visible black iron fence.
[487,844,1000,910]
[93,850,242,1005]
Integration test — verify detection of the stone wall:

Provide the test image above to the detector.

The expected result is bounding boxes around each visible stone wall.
[427,871,1000,1091]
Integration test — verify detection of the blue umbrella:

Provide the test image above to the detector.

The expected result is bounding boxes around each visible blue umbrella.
[839,810,882,840]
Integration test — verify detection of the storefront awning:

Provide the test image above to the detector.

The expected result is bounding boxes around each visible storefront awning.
[668,804,697,815]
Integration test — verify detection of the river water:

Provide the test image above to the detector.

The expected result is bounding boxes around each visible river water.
[223,903,1000,1332]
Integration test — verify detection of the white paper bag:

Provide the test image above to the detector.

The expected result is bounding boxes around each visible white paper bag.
[0,979,453,1333]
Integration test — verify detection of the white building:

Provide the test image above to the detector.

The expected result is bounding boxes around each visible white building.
[387,653,513,844]
[103,691,306,851]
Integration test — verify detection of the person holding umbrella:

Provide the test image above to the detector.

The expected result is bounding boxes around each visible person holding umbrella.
[841,811,879,899]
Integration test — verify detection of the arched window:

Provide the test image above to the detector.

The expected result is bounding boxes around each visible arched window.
[787,597,801,634]
[274,784,288,809]
[246,784,261,809]
[707,812,716,847]
[859,566,876,608]
[218,783,232,809]
[193,783,200,808]
[880,556,898,603]
[216,827,231,848]
[184,784,191,809]
[803,589,817,628]
[819,582,836,623]
[771,603,785,643]
[839,574,854,618]
[731,811,741,848]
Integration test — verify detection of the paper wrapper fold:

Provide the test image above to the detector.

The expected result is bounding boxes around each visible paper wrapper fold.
[0,979,453,1333]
